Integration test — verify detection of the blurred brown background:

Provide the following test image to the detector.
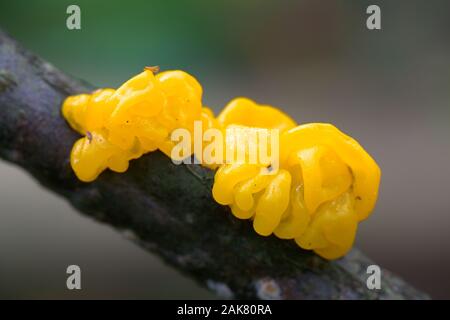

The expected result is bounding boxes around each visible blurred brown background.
[0,0,449,299]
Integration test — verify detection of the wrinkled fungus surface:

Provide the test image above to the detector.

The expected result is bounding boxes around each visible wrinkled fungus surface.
[62,69,381,259]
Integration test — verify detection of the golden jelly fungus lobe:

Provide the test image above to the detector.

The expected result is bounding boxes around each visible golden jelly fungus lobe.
[216,121,380,259]
[62,69,381,260]
[62,69,204,182]
[217,97,296,131]
[279,123,381,220]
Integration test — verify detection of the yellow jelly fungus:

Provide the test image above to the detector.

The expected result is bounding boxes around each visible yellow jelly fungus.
[217,97,297,132]
[63,69,203,182]
[62,68,381,260]
[279,123,381,221]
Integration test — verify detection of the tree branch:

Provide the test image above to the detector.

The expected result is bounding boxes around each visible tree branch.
[0,28,428,299]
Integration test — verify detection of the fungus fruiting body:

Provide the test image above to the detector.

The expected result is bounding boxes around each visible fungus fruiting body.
[62,69,381,260]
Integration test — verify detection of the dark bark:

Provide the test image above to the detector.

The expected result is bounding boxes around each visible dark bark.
[0,28,429,299]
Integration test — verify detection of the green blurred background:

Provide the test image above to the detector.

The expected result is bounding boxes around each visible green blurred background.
[1,0,450,299]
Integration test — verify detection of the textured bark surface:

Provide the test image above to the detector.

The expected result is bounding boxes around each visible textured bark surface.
[0,28,429,299]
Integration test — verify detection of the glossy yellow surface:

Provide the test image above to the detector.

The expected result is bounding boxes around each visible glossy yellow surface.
[62,69,205,181]
[217,97,296,131]
[62,69,381,260]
